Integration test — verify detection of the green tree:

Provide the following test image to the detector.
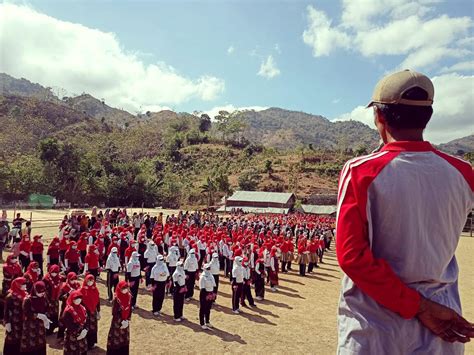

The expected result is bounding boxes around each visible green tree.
[5,155,48,198]
[200,177,216,208]
[214,110,246,143]
[199,114,212,132]
[213,171,232,195]
[355,145,368,156]
[38,138,61,163]
[238,170,260,191]
[264,160,273,176]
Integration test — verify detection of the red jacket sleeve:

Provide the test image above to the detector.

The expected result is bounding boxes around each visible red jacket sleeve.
[336,161,421,319]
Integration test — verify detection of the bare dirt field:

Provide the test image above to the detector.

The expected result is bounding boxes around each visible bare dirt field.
[1,209,473,354]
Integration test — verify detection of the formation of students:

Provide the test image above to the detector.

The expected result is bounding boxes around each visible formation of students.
[1,209,335,354]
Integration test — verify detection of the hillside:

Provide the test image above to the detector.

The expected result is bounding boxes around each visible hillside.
[0,95,107,158]
[235,107,379,150]
[1,71,471,208]
[63,94,136,127]
[438,134,474,155]
[0,73,58,101]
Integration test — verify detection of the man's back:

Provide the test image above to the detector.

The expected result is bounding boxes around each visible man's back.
[368,144,471,286]
[337,141,473,354]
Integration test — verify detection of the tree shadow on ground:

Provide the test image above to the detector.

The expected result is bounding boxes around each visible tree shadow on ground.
[273,289,305,299]
[135,309,247,344]
[277,277,305,285]
[259,298,293,310]
[312,272,339,279]
[304,274,331,282]
[213,303,277,326]
[273,284,298,293]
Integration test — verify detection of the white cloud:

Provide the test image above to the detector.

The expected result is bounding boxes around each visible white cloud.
[257,55,281,79]
[203,105,268,119]
[303,3,473,71]
[355,15,471,58]
[302,5,351,57]
[332,98,341,104]
[426,73,474,143]
[333,74,474,144]
[333,106,374,128]
[439,61,474,74]
[341,0,439,30]
[398,46,469,71]
[0,4,225,113]
[227,45,235,55]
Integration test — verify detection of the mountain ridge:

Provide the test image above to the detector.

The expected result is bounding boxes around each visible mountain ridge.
[0,72,471,153]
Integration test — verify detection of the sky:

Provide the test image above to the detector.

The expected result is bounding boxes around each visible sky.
[1,0,473,143]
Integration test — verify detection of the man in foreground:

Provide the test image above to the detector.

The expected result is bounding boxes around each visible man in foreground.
[336,69,474,354]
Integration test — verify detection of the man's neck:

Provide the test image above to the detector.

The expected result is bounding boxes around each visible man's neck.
[386,129,424,143]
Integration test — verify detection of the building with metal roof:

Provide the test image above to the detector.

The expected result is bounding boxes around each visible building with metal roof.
[217,190,296,214]
[300,204,337,216]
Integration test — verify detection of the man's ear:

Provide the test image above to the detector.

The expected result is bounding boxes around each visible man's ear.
[373,106,388,143]
[373,106,385,127]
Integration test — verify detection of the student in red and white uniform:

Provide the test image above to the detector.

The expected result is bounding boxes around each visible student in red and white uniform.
[47,237,60,268]
[18,234,31,272]
[84,244,100,279]
[31,235,44,277]
[64,241,81,274]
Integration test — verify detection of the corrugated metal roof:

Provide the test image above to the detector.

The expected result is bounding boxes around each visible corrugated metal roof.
[217,206,290,214]
[226,190,294,204]
[301,205,337,215]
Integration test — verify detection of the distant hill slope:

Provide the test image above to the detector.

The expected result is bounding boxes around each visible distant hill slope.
[0,73,136,127]
[0,95,106,157]
[2,72,471,156]
[63,94,135,126]
[0,73,58,101]
[235,107,379,150]
[438,134,474,155]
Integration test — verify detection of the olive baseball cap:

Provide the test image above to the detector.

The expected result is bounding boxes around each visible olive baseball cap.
[367,69,434,107]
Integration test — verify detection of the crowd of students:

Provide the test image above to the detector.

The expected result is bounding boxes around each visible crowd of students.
[1,209,335,354]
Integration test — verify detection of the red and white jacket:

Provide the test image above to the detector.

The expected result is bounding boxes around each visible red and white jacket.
[336,141,473,354]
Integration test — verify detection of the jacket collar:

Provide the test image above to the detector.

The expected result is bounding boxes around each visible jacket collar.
[381,141,435,152]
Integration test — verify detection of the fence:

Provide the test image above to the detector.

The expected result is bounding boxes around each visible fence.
[2,205,158,233]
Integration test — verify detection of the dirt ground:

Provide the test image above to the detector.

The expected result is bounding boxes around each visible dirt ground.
[0,209,473,354]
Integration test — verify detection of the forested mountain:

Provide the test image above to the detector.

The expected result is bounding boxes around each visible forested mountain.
[231,107,379,150]
[0,72,470,208]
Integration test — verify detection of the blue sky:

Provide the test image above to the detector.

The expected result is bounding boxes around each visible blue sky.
[1,0,473,142]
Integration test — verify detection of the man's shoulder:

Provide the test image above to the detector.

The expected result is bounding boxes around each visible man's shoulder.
[342,151,397,177]
[431,149,473,189]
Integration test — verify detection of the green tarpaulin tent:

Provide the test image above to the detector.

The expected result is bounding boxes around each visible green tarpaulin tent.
[28,194,54,208]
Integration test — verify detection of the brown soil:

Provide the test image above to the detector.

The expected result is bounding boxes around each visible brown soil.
[0,209,472,354]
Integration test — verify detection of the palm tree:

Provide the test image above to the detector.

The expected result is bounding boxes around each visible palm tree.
[200,177,216,209]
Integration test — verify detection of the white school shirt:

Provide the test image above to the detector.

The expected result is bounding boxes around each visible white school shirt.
[126,258,141,278]
[243,266,251,280]
[167,247,179,267]
[222,244,230,258]
[184,255,198,272]
[151,261,169,282]
[210,258,220,275]
[199,272,216,292]
[232,265,244,283]
[106,253,121,272]
[144,244,158,263]
[173,268,186,286]
[263,250,271,267]
[197,240,206,251]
